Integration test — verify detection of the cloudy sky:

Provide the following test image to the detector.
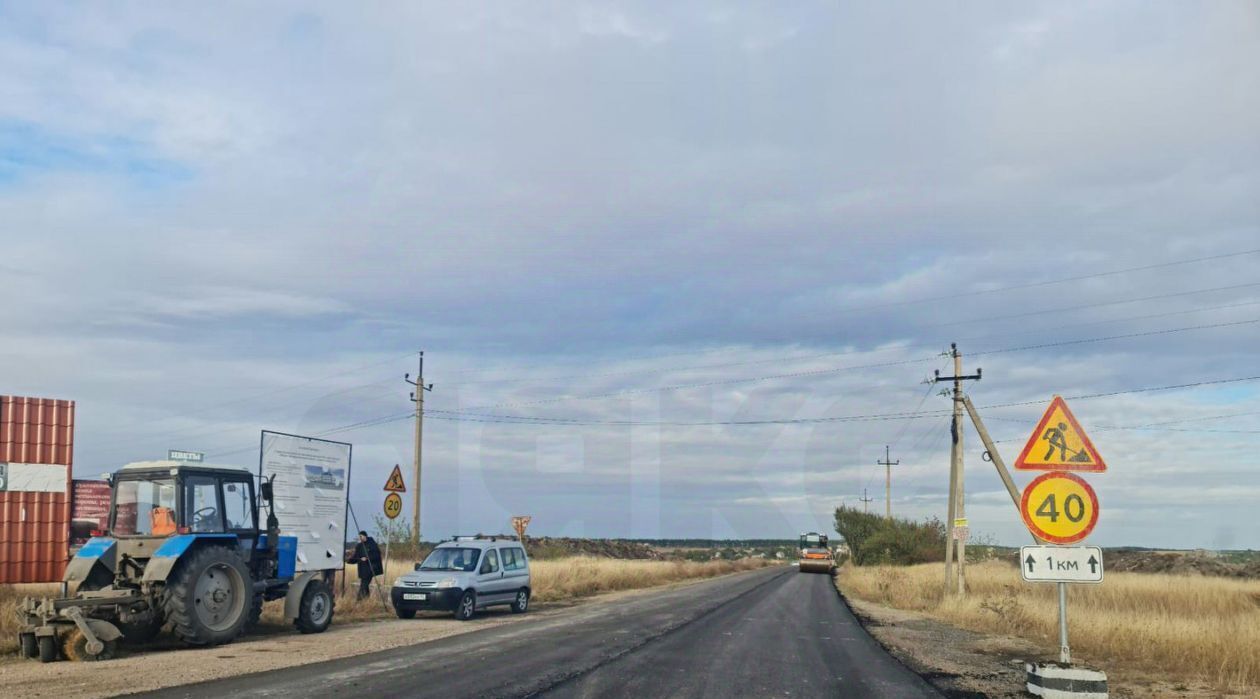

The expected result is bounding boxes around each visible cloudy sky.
[2,2,1258,548]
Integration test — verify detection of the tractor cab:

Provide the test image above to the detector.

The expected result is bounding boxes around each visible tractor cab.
[108,461,258,541]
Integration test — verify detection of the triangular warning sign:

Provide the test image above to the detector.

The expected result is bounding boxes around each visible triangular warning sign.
[383,464,407,492]
[1013,396,1106,472]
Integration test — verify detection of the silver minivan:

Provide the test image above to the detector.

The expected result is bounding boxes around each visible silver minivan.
[391,536,531,621]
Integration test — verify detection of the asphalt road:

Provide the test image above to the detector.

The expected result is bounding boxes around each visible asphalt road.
[133,566,939,699]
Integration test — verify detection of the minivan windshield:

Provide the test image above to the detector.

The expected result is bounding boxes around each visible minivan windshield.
[419,547,481,572]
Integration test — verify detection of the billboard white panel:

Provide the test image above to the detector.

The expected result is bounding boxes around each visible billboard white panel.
[259,431,352,573]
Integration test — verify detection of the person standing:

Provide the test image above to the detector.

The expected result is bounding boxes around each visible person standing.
[349,531,383,599]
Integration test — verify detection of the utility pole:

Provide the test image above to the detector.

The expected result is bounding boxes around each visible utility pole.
[859,489,875,514]
[404,351,433,548]
[878,445,899,520]
[933,344,981,596]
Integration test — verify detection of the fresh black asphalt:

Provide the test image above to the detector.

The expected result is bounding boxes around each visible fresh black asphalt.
[130,566,940,698]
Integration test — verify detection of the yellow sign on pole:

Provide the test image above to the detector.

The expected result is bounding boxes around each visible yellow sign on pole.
[383,492,403,519]
[1013,396,1106,472]
[511,515,531,540]
[1020,472,1099,544]
[383,464,407,492]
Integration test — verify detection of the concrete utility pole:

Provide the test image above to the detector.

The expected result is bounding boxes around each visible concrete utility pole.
[933,344,981,596]
[859,489,875,514]
[878,445,899,520]
[404,351,433,547]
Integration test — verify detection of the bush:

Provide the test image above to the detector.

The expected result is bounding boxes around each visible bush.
[834,506,946,566]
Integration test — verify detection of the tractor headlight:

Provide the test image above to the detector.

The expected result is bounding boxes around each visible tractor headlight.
[434,578,458,589]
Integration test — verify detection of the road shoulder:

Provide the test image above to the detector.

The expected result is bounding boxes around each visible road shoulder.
[839,591,1238,699]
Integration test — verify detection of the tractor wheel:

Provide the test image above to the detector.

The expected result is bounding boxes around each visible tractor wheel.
[163,546,251,646]
[19,632,37,658]
[294,580,334,634]
[63,628,117,662]
[37,635,58,663]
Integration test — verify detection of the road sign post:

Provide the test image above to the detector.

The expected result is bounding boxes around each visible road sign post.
[1015,397,1107,690]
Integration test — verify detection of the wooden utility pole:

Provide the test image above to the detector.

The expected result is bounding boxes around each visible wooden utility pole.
[859,489,875,514]
[404,351,433,547]
[878,445,899,520]
[933,344,981,596]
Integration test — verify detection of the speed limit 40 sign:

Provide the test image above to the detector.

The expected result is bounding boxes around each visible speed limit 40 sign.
[1020,472,1099,544]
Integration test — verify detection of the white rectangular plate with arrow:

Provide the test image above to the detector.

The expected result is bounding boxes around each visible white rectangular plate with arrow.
[1019,545,1103,584]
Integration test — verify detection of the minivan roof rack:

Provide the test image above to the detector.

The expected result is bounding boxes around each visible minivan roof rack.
[450,534,520,542]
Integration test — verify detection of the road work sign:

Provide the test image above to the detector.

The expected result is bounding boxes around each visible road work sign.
[1013,396,1106,472]
[1020,545,1103,583]
[512,515,532,540]
[1020,472,1099,544]
[383,492,403,519]
[383,464,407,492]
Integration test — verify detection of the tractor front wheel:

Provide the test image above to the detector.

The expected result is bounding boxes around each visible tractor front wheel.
[163,546,252,646]
[19,632,37,658]
[37,635,58,663]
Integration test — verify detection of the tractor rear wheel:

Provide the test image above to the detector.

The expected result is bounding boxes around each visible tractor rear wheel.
[19,632,37,658]
[294,580,333,634]
[63,628,117,662]
[163,546,252,646]
[37,635,58,663]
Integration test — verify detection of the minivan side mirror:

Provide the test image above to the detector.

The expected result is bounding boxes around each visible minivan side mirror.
[414,563,422,571]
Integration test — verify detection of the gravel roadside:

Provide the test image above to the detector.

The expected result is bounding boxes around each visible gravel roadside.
[840,592,1247,698]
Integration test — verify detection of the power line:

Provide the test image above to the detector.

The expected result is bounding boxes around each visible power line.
[421,373,1260,427]
[428,246,1260,388]
[439,316,1259,415]
[927,281,1260,331]
[827,247,1260,316]
[441,286,1260,391]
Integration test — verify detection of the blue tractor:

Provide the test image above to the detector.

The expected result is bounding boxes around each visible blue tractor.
[17,461,335,662]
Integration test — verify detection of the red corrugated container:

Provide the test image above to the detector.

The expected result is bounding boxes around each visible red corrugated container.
[1,395,75,465]
[1,395,74,583]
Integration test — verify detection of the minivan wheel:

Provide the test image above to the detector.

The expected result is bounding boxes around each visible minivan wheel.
[395,607,416,619]
[455,591,476,621]
[511,589,529,614]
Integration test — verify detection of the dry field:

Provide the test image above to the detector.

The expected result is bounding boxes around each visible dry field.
[838,560,1260,692]
[4,556,775,652]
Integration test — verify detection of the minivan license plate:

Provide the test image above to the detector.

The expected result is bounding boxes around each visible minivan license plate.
[403,593,427,601]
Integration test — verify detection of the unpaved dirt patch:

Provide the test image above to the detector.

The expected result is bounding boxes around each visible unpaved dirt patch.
[842,594,1248,698]
[0,611,523,699]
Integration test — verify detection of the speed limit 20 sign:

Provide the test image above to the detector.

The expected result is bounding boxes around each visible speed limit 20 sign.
[1020,472,1099,544]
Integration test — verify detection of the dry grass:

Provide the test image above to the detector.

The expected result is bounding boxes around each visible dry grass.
[838,560,1260,691]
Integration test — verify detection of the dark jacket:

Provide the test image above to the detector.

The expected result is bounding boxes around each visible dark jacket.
[352,537,383,579]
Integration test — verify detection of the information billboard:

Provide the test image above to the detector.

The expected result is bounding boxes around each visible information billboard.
[259,431,352,573]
